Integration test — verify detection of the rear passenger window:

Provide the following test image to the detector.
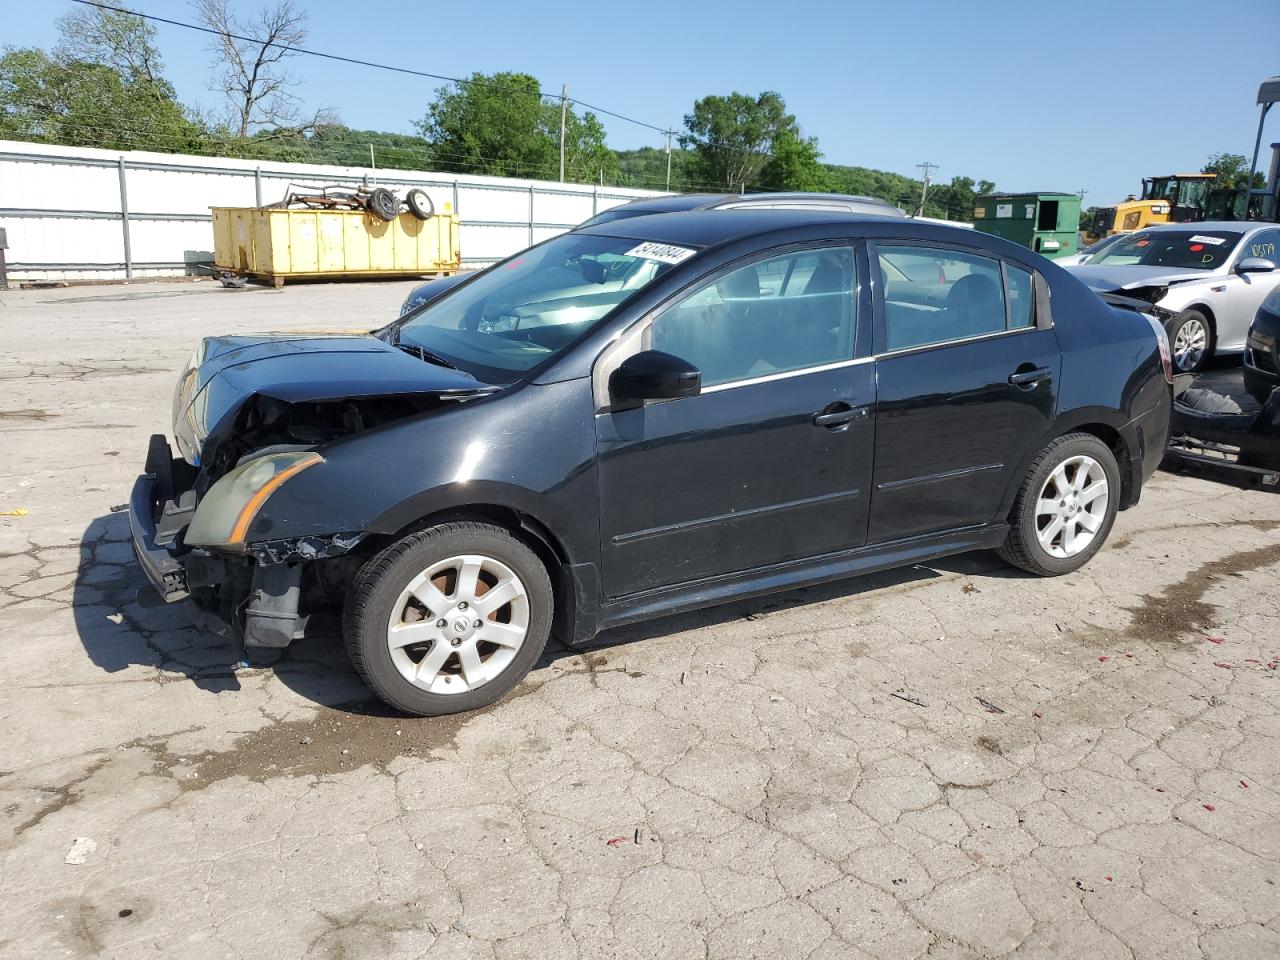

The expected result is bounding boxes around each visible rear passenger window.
[650,247,856,388]
[1006,264,1035,329]
[878,246,1006,351]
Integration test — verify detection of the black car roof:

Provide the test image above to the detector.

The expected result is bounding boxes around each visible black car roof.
[595,194,728,215]
[576,208,968,251]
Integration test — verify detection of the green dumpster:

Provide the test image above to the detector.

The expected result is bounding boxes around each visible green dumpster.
[972,192,1080,259]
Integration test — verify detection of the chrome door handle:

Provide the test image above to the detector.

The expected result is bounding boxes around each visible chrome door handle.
[1009,367,1052,387]
[813,404,870,428]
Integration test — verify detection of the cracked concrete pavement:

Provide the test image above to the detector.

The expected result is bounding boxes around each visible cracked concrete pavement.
[1,278,1278,960]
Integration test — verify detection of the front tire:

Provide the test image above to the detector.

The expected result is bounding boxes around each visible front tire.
[344,522,553,716]
[1167,309,1213,373]
[998,433,1120,576]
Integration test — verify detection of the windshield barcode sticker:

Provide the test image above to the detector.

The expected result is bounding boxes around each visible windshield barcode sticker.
[1188,235,1226,246]
[625,242,697,265]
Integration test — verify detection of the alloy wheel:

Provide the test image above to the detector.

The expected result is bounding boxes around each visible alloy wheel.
[1034,455,1109,559]
[385,554,530,694]
[1173,317,1207,371]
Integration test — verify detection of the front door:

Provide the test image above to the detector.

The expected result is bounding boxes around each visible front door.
[869,242,1061,543]
[595,245,875,598]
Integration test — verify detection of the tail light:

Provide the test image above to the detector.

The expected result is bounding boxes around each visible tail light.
[1144,314,1174,383]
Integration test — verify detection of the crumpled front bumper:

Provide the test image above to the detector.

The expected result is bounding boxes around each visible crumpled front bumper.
[128,435,367,653]
[129,459,190,604]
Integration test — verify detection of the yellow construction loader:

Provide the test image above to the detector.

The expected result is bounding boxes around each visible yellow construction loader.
[1084,173,1217,243]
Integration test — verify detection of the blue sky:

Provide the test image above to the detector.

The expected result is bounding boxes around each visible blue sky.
[8,0,1279,204]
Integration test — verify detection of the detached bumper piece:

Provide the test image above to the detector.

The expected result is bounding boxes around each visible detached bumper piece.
[129,438,196,603]
[1167,383,1280,484]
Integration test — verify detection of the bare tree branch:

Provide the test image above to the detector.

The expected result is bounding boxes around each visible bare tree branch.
[194,0,328,139]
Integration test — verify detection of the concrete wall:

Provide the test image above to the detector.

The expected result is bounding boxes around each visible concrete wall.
[0,140,664,283]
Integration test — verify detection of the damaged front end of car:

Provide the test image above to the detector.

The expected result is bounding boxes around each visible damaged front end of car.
[130,333,494,663]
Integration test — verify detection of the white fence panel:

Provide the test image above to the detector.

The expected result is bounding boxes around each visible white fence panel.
[0,140,662,283]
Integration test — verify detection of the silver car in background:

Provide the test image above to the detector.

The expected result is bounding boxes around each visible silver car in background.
[1065,222,1280,372]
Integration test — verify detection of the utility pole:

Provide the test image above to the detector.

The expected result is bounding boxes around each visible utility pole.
[665,130,673,191]
[915,161,938,216]
[559,84,568,182]
[1077,188,1088,202]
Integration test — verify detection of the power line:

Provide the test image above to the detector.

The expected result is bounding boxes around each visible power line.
[43,1,993,203]
[67,0,676,139]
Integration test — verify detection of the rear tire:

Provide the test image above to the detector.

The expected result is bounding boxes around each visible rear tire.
[998,433,1120,576]
[344,522,553,716]
[1166,309,1213,373]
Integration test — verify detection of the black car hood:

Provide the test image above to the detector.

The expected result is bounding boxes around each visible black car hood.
[173,334,485,465]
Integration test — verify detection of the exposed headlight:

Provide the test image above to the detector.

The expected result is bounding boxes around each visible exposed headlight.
[185,451,323,551]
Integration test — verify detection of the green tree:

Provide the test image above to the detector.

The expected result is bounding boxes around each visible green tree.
[760,128,834,192]
[54,0,166,89]
[0,47,204,152]
[614,146,709,191]
[418,72,615,182]
[2,0,204,153]
[1202,152,1265,190]
[926,175,999,221]
[681,91,799,191]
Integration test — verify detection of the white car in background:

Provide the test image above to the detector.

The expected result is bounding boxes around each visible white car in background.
[1065,222,1280,371]
[1055,233,1124,267]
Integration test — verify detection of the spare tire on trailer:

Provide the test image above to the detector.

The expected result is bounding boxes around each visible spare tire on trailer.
[405,188,434,220]
[366,187,398,221]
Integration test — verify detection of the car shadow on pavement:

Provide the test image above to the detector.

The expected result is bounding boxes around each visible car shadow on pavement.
[74,509,1018,713]
[74,511,249,696]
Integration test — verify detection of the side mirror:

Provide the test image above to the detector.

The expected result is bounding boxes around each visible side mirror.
[1236,257,1277,275]
[610,350,701,402]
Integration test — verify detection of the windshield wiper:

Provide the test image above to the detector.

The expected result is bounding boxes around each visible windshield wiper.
[394,340,461,371]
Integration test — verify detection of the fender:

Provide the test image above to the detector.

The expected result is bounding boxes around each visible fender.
[247,376,602,565]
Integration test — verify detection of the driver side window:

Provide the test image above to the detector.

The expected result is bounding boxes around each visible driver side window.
[649,247,857,388]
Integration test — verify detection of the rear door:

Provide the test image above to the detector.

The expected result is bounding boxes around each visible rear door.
[594,243,876,598]
[868,242,1060,543]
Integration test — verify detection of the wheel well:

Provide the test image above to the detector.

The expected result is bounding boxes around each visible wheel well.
[1070,423,1134,507]
[382,504,567,567]
[1182,303,1217,338]
[362,504,572,635]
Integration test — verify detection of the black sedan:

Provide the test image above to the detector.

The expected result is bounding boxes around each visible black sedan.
[132,211,1173,716]
[1244,284,1280,403]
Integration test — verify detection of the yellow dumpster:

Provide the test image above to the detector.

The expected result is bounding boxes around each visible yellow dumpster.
[211,207,460,285]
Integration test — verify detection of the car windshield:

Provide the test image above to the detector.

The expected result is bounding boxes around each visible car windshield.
[396,232,690,381]
[1090,230,1242,270]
